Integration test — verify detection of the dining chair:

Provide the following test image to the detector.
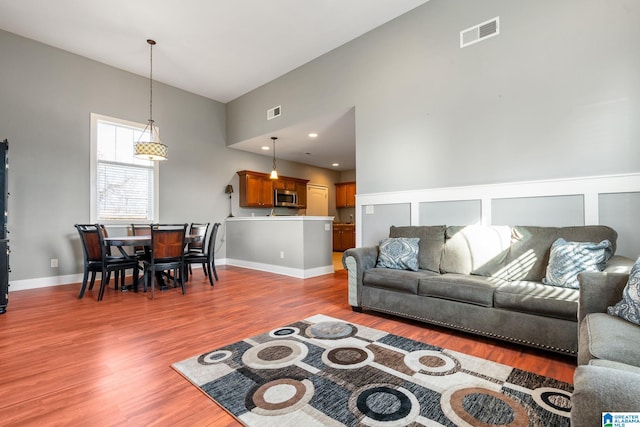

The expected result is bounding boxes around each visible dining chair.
[142,223,188,299]
[130,223,152,261]
[75,224,140,301]
[184,222,220,286]
[186,222,209,275]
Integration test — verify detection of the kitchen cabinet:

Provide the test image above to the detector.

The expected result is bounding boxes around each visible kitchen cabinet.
[295,181,307,208]
[237,170,273,207]
[237,170,309,209]
[272,179,296,191]
[333,223,355,252]
[335,182,356,208]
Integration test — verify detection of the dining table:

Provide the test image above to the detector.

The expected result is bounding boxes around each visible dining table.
[104,234,202,291]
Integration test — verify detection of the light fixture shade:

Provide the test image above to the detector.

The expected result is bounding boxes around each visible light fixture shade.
[270,169,278,179]
[135,141,168,161]
[225,184,234,194]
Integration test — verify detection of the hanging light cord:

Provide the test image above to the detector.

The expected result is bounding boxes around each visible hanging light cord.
[272,137,277,170]
[148,39,155,127]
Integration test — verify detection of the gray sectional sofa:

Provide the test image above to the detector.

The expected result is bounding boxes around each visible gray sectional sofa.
[343,224,633,355]
[571,270,640,426]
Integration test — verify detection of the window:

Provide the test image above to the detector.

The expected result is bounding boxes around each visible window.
[90,113,159,223]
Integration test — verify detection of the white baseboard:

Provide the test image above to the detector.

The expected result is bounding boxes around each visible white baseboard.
[225,259,334,279]
[9,261,225,292]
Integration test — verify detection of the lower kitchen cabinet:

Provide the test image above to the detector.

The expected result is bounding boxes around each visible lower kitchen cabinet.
[333,224,355,252]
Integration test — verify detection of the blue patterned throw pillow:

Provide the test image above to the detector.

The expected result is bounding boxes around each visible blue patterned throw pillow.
[608,258,640,326]
[376,237,420,271]
[542,238,613,289]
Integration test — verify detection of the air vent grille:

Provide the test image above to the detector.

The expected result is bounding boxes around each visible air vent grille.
[460,17,499,48]
[267,105,281,120]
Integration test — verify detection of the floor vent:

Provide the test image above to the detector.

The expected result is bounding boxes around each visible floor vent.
[460,16,499,48]
[267,105,281,120]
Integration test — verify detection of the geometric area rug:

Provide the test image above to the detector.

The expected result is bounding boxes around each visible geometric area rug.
[172,314,573,426]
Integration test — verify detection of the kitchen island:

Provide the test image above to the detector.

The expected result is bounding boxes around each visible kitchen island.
[225,216,335,278]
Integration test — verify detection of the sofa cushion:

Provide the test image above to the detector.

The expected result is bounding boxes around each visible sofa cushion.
[571,365,640,427]
[418,274,505,307]
[363,267,438,294]
[389,225,445,272]
[376,237,420,271]
[542,238,613,289]
[440,225,512,276]
[494,281,578,321]
[589,359,640,375]
[506,225,618,282]
[608,257,640,325]
[579,312,640,367]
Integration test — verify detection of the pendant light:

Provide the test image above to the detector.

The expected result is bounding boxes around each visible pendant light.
[135,39,168,161]
[269,136,278,179]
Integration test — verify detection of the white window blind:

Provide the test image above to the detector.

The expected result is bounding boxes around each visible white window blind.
[90,113,159,223]
[97,162,153,220]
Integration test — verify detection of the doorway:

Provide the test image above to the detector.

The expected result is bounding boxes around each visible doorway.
[306,184,328,216]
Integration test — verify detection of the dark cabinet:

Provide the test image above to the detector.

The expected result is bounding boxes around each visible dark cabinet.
[0,139,8,314]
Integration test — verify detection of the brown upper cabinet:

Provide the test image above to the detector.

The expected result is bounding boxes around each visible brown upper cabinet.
[237,170,309,208]
[335,182,356,208]
[237,170,273,207]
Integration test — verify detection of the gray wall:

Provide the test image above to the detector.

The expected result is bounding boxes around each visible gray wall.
[0,29,340,284]
[227,0,640,195]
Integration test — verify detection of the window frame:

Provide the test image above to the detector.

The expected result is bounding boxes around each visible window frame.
[90,113,160,224]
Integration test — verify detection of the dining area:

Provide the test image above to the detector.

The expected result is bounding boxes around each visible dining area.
[74,222,221,301]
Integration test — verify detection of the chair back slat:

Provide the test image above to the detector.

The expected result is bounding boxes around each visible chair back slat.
[75,224,103,262]
[188,222,209,252]
[151,224,187,261]
[131,224,152,253]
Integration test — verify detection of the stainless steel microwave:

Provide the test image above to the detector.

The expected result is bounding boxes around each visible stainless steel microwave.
[274,189,298,207]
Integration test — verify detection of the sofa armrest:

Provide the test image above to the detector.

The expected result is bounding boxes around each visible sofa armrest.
[342,246,378,308]
[572,365,640,427]
[577,271,629,324]
[603,255,635,274]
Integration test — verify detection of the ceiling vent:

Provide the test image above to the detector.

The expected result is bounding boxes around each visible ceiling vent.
[267,105,281,120]
[460,16,499,48]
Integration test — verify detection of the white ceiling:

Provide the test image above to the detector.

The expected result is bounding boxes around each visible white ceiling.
[0,0,429,171]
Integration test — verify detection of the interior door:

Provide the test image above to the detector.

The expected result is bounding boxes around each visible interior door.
[306,184,328,216]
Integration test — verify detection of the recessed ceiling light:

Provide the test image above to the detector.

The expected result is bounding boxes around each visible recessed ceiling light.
[332,163,340,167]
[308,133,318,138]
[261,146,270,150]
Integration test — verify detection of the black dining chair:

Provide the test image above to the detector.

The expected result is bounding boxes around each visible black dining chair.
[130,223,152,261]
[184,222,220,286]
[142,223,188,299]
[75,224,140,301]
[186,222,209,275]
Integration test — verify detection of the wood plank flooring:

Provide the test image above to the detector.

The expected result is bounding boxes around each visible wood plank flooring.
[0,266,576,426]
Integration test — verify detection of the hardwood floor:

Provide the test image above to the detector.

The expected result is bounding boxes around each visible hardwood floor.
[0,267,576,426]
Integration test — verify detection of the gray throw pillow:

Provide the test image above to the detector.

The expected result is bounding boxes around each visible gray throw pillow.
[542,238,613,289]
[376,237,420,271]
[608,257,640,326]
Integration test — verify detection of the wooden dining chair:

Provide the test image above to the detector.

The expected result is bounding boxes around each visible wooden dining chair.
[186,222,209,275]
[184,222,220,286]
[142,223,188,299]
[130,223,152,261]
[75,224,140,301]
